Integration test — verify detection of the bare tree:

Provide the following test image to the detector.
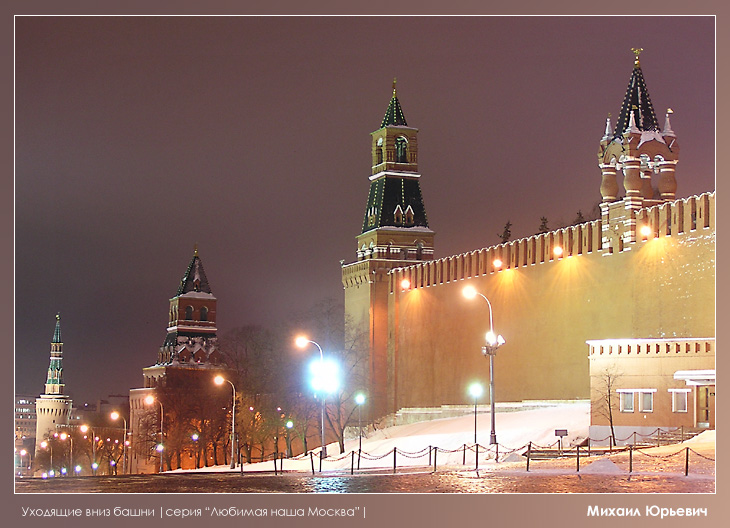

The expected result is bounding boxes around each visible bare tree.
[591,366,622,447]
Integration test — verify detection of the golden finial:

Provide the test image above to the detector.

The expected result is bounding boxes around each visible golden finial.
[194,243,198,257]
[56,313,60,321]
[667,108,674,114]
[392,77,397,97]
[631,47,643,68]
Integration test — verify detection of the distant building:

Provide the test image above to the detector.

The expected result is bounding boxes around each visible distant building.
[129,248,231,474]
[34,314,72,453]
[343,50,715,441]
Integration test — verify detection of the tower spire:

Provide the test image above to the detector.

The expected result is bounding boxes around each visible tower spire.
[45,313,65,395]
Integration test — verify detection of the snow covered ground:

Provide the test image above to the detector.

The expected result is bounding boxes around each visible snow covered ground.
[171,401,592,473]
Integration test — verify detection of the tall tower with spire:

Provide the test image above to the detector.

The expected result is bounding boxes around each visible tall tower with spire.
[342,80,435,420]
[143,246,224,387]
[130,247,230,473]
[35,314,72,447]
[598,49,679,252]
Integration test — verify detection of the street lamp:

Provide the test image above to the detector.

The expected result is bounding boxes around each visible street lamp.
[296,336,339,458]
[468,383,483,444]
[214,375,237,469]
[80,425,97,476]
[59,431,73,474]
[285,421,293,458]
[463,285,506,445]
[110,411,127,474]
[144,395,165,473]
[40,440,53,474]
[354,393,366,454]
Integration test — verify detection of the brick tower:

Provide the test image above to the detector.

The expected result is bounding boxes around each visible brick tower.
[342,80,435,420]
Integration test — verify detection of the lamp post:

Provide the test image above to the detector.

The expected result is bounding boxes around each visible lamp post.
[59,432,73,474]
[40,440,53,474]
[354,393,366,454]
[214,375,237,469]
[110,411,127,474]
[463,286,506,445]
[296,336,339,459]
[285,421,294,458]
[80,425,96,476]
[468,383,483,444]
[144,395,165,473]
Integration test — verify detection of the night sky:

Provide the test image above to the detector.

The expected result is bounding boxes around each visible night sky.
[15,17,715,405]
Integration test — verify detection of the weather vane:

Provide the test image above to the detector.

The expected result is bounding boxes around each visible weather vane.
[631,47,643,67]
[392,77,397,97]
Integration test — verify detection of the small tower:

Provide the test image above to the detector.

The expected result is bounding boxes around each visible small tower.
[35,314,72,448]
[598,49,680,253]
[343,80,435,419]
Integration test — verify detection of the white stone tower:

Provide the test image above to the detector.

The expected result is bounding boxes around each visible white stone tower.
[35,314,72,448]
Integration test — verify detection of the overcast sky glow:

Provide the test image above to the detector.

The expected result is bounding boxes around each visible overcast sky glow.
[15,16,715,404]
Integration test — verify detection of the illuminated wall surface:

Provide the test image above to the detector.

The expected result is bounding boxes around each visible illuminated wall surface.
[382,193,714,412]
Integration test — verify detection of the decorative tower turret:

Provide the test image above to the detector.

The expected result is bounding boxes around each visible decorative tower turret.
[342,80,435,420]
[35,314,72,449]
[598,48,679,206]
[598,49,679,252]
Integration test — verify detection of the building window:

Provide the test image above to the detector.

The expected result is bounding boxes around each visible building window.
[185,306,193,320]
[200,307,208,322]
[619,391,634,413]
[395,136,408,163]
[670,390,689,413]
[638,391,654,413]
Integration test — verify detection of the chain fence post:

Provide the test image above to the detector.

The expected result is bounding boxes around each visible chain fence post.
[685,447,690,476]
[393,448,397,474]
[475,444,479,471]
[526,442,531,472]
[433,447,437,472]
[576,445,580,472]
[351,451,354,475]
[629,445,633,473]
[310,452,315,476]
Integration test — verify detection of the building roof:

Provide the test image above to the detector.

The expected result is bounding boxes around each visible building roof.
[362,176,429,233]
[176,247,212,295]
[612,49,660,138]
[381,79,408,128]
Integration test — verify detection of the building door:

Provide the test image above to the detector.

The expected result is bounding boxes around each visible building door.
[696,385,714,429]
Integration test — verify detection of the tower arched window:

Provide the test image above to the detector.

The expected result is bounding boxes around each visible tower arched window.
[185,306,193,320]
[395,136,408,163]
[376,138,384,165]
[200,307,208,322]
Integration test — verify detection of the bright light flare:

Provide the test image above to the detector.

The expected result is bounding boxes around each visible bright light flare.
[354,393,366,406]
[214,375,225,386]
[144,395,155,405]
[110,411,120,421]
[462,285,478,299]
[400,278,411,290]
[640,225,652,238]
[493,259,503,268]
[309,358,340,394]
[553,246,563,257]
[486,331,506,347]
[156,443,164,453]
[295,336,310,349]
[468,383,484,399]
